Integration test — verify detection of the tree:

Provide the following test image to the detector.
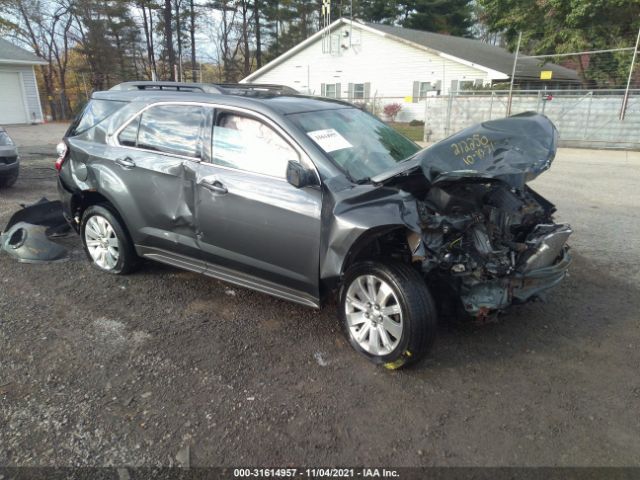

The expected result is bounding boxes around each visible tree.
[402,0,473,37]
[163,0,174,79]
[1,0,76,118]
[383,102,402,121]
[189,0,197,80]
[477,0,640,87]
[253,0,261,68]
[136,0,158,79]
[261,0,323,61]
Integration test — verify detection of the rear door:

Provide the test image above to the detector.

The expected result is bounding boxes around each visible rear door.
[110,102,209,257]
[193,108,322,301]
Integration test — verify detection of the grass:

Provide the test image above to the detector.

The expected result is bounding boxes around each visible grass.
[387,122,424,142]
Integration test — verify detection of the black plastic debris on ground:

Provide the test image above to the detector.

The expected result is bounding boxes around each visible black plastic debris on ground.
[0,197,71,263]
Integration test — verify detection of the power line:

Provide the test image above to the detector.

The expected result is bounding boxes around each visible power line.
[526,47,636,59]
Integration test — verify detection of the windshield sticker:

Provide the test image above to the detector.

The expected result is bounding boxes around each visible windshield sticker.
[307,129,353,152]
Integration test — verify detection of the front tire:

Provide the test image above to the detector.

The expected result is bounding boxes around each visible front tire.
[339,261,437,369]
[81,205,139,275]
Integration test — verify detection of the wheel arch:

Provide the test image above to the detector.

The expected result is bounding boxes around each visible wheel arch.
[321,224,414,292]
[72,190,136,243]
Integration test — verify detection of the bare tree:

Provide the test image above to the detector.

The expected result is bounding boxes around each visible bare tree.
[163,0,175,79]
[3,0,76,118]
[138,0,158,79]
[254,0,262,68]
[189,0,197,80]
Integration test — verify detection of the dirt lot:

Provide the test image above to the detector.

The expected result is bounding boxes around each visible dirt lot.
[1,124,639,467]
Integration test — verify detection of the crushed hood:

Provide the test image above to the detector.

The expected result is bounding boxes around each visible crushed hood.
[374,112,558,189]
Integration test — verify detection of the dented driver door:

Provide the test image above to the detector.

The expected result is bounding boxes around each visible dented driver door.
[193,109,322,305]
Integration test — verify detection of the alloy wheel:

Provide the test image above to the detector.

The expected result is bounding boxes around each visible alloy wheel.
[84,215,120,270]
[344,274,404,356]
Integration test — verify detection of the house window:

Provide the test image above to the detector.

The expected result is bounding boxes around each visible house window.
[414,80,442,101]
[419,82,431,100]
[321,83,341,99]
[459,80,475,91]
[353,83,365,100]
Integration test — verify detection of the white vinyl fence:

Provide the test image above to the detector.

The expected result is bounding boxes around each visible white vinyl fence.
[421,90,640,149]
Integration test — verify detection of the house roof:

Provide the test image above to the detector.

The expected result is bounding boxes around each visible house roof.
[242,18,580,84]
[0,38,47,65]
[363,22,580,82]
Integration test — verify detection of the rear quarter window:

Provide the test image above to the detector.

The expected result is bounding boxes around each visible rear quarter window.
[118,104,207,159]
[67,99,126,137]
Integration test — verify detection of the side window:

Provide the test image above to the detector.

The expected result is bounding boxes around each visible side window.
[118,115,140,147]
[128,104,206,158]
[211,113,299,178]
[68,99,126,137]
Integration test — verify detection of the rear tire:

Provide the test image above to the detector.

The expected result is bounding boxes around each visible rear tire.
[81,204,139,275]
[339,260,437,369]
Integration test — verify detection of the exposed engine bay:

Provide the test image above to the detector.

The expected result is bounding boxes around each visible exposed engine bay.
[363,112,572,319]
[412,180,571,317]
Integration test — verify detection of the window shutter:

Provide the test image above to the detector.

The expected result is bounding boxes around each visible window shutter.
[335,83,341,99]
[435,80,442,94]
[450,80,459,93]
[412,81,419,103]
[348,83,354,101]
[364,82,371,101]
[321,83,326,96]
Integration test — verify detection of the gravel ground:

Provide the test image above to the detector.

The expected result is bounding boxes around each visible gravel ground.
[1,125,639,467]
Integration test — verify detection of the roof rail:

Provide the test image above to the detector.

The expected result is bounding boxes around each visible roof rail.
[217,83,299,95]
[109,81,224,94]
[109,81,299,97]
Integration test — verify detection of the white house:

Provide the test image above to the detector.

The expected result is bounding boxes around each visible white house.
[0,38,46,125]
[241,18,579,121]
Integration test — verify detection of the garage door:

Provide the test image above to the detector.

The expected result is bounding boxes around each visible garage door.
[0,72,28,124]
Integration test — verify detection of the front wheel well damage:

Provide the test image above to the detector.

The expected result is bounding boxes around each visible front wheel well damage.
[342,227,417,275]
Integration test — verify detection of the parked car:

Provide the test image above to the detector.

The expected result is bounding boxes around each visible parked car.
[56,82,571,369]
[0,127,19,188]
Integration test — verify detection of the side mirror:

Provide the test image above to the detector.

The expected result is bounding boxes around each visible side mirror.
[286,160,316,188]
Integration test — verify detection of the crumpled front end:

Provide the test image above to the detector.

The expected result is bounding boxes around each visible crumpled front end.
[411,178,571,319]
[375,113,572,319]
[457,225,572,317]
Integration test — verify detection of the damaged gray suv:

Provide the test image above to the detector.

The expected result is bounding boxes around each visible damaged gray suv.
[57,81,571,369]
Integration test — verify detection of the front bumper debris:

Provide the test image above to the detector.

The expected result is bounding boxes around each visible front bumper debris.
[460,247,571,317]
[0,222,69,263]
[0,198,70,263]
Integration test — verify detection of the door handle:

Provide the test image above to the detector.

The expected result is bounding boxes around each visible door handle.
[199,178,228,194]
[115,157,136,168]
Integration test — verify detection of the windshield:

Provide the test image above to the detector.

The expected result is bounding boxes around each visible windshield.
[288,108,420,182]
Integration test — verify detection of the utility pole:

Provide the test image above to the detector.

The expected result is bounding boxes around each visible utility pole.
[507,31,522,116]
[620,26,640,121]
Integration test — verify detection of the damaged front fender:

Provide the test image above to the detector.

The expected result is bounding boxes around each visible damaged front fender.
[319,176,423,282]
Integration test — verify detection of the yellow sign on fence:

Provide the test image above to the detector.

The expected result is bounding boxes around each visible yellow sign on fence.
[540,70,553,80]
